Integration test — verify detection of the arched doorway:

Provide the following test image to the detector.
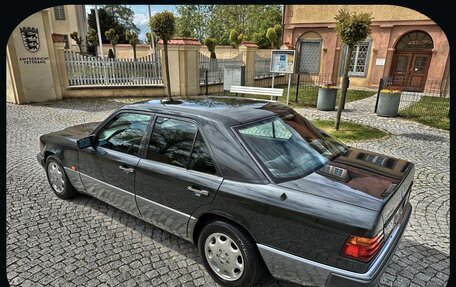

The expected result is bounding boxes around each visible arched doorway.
[296,32,322,74]
[390,31,433,92]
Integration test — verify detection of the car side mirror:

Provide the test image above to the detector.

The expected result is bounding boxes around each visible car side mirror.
[77,135,96,149]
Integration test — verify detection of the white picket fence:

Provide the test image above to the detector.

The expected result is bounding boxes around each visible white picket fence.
[65,51,163,86]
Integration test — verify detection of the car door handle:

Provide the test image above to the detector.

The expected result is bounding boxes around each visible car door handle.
[119,165,135,173]
[188,186,209,197]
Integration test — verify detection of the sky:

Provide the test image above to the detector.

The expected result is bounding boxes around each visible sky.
[85,5,176,42]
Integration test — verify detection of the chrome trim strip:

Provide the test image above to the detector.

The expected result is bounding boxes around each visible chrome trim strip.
[258,205,411,286]
[135,194,196,241]
[79,172,141,218]
[75,171,198,242]
[135,194,195,219]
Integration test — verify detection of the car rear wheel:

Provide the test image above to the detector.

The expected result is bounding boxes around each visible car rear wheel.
[45,155,78,199]
[198,220,265,286]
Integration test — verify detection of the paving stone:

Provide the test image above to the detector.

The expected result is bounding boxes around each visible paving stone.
[6,97,449,286]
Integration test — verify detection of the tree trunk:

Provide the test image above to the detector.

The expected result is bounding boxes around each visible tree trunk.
[163,42,173,101]
[112,44,117,58]
[133,45,137,61]
[335,46,353,131]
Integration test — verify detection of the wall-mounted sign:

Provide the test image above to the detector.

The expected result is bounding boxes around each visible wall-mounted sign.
[270,50,295,74]
[19,57,49,64]
[375,58,386,66]
[20,27,40,52]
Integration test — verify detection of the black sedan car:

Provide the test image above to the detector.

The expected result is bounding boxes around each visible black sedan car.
[37,97,413,287]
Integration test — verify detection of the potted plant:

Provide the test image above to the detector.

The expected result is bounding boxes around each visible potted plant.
[317,82,338,111]
[376,89,402,117]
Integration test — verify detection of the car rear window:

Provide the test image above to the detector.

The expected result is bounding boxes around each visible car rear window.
[236,114,347,181]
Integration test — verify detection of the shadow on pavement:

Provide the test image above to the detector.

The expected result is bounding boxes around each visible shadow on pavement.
[70,194,302,287]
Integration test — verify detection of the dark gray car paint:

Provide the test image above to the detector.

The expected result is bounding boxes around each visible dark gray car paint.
[37,97,413,278]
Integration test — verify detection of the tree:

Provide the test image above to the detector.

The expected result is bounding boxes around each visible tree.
[151,11,176,101]
[175,5,208,41]
[70,31,83,54]
[266,27,278,48]
[86,28,99,56]
[334,9,372,130]
[105,28,119,57]
[125,30,139,60]
[100,5,139,34]
[87,7,131,44]
[174,5,282,46]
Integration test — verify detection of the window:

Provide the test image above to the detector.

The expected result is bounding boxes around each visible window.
[97,113,151,156]
[341,41,371,77]
[237,117,335,181]
[147,117,216,174]
[148,117,197,168]
[396,31,433,50]
[188,132,216,175]
[54,6,66,20]
[297,40,322,73]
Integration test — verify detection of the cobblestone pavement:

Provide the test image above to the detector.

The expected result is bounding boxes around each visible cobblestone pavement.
[7,96,449,286]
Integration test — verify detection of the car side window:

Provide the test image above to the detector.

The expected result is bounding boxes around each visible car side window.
[147,117,197,168]
[239,119,292,140]
[188,132,216,175]
[97,113,151,156]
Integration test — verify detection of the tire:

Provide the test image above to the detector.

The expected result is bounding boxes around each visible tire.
[198,220,265,286]
[45,155,78,199]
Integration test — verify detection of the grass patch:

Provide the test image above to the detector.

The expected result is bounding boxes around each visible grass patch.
[311,119,389,142]
[399,96,450,131]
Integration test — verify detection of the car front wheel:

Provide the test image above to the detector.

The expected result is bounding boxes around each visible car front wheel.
[198,220,265,286]
[45,155,78,199]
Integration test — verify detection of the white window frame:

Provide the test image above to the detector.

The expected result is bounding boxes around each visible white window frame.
[54,6,66,20]
[340,40,372,77]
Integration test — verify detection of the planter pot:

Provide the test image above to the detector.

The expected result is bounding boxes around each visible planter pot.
[377,92,401,117]
[317,87,337,111]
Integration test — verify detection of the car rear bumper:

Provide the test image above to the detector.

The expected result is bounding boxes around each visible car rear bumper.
[257,202,412,287]
[37,152,45,167]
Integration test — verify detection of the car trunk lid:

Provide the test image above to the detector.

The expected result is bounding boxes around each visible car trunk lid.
[278,148,414,235]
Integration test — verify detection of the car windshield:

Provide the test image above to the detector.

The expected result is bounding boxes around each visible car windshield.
[236,112,348,181]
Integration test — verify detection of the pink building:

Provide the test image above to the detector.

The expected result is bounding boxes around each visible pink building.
[282,5,450,93]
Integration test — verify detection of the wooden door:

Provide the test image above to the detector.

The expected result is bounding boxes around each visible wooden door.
[390,52,431,92]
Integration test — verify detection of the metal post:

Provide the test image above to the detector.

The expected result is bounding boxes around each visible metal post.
[374,78,384,113]
[94,5,107,84]
[286,73,291,106]
[205,70,208,95]
[271,73,275,101]
[295,74,300,103]
[148,5,157,62]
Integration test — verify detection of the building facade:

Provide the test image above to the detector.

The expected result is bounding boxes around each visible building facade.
[48,5,88,52]
[283,5,450,92]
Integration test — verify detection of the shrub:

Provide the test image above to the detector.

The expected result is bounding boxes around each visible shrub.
[204,38,217,59]
[252,32,269,48]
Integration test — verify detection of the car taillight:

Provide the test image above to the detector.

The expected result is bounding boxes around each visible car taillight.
[340,232,384,262]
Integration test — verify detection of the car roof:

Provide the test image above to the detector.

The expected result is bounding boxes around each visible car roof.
[122,96,291,125]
